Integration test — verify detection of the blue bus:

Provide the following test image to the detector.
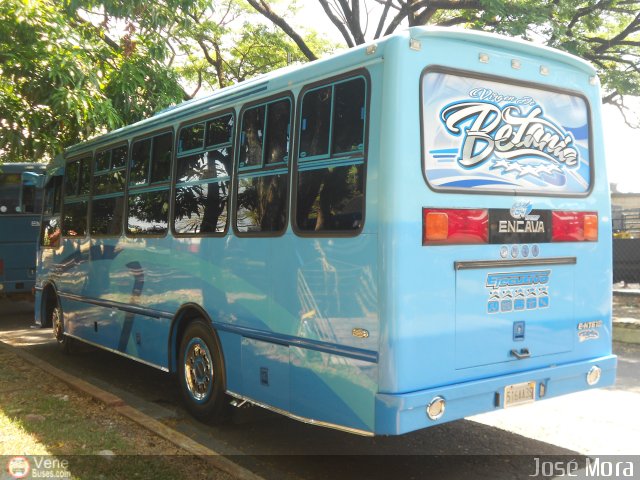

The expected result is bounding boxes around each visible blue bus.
[36,27,616,436]
[0,162,45,297]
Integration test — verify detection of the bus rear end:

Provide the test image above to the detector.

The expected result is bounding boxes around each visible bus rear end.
[0,164,45,296]
[375,28,616,435]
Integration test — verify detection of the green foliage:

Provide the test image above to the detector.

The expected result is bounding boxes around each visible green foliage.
[0,0,186,163]
[0,0,332,163]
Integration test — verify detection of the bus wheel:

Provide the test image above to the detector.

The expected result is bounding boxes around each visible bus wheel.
[51,304,73,353]
[178,320,230,423]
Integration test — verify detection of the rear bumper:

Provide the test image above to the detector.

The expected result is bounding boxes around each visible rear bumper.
[374,354,617,435]
[0,279,35,295]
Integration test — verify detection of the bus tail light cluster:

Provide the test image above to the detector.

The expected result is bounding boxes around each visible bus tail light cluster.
[0,259,3,276]
[422,208,598,245]
[552,211,598,242]
[422,208,488,245]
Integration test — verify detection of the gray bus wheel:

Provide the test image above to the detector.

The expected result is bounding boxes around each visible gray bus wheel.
[178,319,231,423]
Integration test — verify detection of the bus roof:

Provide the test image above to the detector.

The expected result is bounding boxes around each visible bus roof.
[64,26,597,158]
[0,162,47,173]
[411,27,596,75]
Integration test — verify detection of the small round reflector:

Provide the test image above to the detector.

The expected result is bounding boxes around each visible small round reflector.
[426,396,446,421]
[586,366,601,386]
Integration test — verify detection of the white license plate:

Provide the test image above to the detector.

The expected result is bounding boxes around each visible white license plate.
[504,381,536,408]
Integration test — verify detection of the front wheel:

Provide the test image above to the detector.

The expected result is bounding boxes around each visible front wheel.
[178,319,231,423]
[51,303,73,353]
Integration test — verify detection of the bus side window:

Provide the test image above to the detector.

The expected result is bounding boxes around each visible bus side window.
[173,113,234,236]
[62,156,91,238]
[127,132,173,236]
[295,75,368,234]
[41,176,62,247]
[235,97,291,235]
[91,145,127,237]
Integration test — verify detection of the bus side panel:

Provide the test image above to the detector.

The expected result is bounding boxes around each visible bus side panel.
[290,347,377,432]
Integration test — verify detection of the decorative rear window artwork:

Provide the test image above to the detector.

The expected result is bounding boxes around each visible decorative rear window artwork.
[422,71,591,194]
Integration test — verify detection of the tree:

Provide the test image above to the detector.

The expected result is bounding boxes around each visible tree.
[0,0,332,163]
[248,0,640,126]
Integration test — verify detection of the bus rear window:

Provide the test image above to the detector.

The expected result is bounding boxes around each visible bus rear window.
[422,70,591,195]
[0,174,21,214]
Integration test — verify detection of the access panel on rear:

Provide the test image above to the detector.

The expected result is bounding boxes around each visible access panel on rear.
[455,263,575,370]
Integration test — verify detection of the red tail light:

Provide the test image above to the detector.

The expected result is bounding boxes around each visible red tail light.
[0,259,4,276]
[552,211,598,242]
[423,208,489,245]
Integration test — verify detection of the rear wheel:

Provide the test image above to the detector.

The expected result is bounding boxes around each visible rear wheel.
[51,302,73,353]
[178,319,231,423]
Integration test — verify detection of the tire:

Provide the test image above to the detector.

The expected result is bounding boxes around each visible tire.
[178,319,231,423]
[51,302,73,354]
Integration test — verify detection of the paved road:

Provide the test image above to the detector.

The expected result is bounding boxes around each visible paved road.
[1,298,639,479]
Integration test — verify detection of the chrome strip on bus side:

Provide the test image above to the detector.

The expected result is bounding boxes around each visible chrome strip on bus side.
[454,257,577,270]
[63,332,170,372]
[56,291,379,363]
[226,391,374,437]
[57,291,174,319]
[213,322,379,363]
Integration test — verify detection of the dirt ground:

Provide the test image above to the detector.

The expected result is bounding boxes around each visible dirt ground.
[613,290,640,324]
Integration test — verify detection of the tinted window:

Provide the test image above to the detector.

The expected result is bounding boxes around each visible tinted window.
[299,86,331,158]
[64,161,79,196]
[94,170,126,196]
[131,134,172,186]
[179,124,205,153]
[177,148,232,184]
[78,157,91,195]
[22,183,42,214]
[239,106,265,168]
[62,201,88,237]
[130,139,151,186]
[236,174,288,233]
[91,197,124,236]
[91,146,127,237]
[296,164,364,232]
[127,190,170,235]
[206,115,234,147]
[150,133,173,183]
[333,78,366,154]
[174,113,235,237]
[294,74,368,234]
[235,97,292,235]
[174,181,230,234]
[95,150,110,172]
[112,145,128,169]
[265,100,290,164]
[0,174,21,213]
[43,176,62,216]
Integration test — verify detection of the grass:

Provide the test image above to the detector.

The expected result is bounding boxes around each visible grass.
[0,349,231,480]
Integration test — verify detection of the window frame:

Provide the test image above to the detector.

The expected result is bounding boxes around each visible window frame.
[90,141,128,238]
[233,91,295,238]
[171,108,236,238]
[291,69,371,238]
[61,153,93,239]
[125,128,175,239]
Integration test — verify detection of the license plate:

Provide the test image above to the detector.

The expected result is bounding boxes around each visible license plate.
[504,381,536,408]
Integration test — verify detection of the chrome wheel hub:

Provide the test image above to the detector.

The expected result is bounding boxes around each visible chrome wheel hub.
[53,308,64,342]
[184,339,213,401]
